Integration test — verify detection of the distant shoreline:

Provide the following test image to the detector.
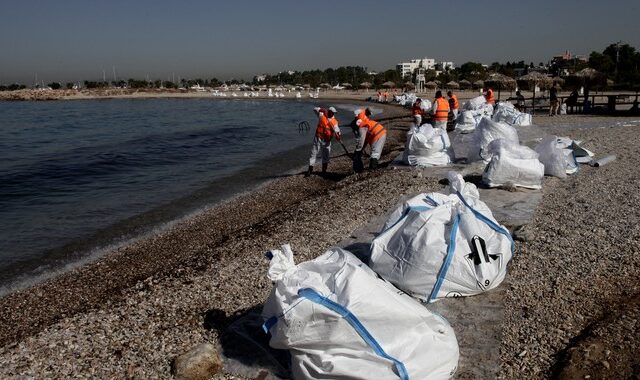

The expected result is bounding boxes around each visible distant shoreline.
[0,87,490,102]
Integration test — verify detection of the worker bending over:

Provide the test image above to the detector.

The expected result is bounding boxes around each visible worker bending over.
[306,106,341,177]
[431,90,450,130]
[352,108,386,171]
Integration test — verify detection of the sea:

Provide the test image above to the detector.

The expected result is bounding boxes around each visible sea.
[0,98,358,294]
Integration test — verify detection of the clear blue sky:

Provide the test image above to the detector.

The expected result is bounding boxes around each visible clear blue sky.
[1,0,638,84]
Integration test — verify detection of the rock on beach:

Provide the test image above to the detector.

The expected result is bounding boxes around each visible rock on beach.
[172,343,222,380]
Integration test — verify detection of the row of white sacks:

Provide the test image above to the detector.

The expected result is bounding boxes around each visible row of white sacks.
[262,173,515,379]
[457,97,532,132]
[406,117,592,189]
[402,96,594,189]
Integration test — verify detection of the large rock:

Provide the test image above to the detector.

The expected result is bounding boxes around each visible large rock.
[172,343,222,380]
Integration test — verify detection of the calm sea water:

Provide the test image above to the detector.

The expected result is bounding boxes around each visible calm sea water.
[0,98,348,292]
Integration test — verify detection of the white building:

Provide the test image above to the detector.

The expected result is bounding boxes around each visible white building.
[435,61,455,71]
[397,58,436,78]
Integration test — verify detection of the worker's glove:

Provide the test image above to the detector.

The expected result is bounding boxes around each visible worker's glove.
[335,132,342,141]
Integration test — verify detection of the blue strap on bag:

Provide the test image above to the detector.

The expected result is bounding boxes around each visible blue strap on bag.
[298,288,410,380]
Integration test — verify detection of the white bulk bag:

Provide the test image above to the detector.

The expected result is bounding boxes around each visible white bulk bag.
[454,111,477,133]
[450,130,477,162]
[534,136,579,178]
[475,118,520,161]
[456,117,519,162]
[419,98,432,112]
[370,172,515,303]
[463,95,488,110]
[262,245,459,380]
[402,124,451,167]
[396,93,417,107]
[482,139,544,189]
[492,102,532,126]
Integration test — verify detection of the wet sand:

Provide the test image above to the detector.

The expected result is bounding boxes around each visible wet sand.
[1,104,639,378]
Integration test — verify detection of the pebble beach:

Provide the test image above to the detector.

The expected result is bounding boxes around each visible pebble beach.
[0,100,638,379]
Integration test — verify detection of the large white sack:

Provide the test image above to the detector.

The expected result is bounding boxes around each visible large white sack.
[402,124,451,167]
[492,102,532,126]
[534,136,567,178]
[263,245,459,380]
[450,130,476,162]
[455,102,494,133]
[419,98,432,112]
[475,118,520,161]
[477,102,494,118]
[454,110,477,133]
[370,172,515,303]
[395,93,417,107]
[482,139,544,189]
[462,95,488,110]
[455,117,519,162]
[534,136,581,178]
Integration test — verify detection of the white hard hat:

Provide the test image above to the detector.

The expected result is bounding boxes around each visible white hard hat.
[328,106,337,113]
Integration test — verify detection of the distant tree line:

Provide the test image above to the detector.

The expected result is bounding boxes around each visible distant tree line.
[0,84,27,91]
[252,66,402,88]
[1,42,638,91]
[588,43,640,88]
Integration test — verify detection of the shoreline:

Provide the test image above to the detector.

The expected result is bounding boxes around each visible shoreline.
[0,102,409,345]
[1,109,639,378]
[0,99,363,296]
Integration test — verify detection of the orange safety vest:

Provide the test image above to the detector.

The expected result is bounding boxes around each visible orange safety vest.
[315,114,336,141]
[364,119,386,144]
[356,110,369,126]
[450,95,459,110]
[433,97,450,121]
[412,103,423,116]
[485,89,495,105]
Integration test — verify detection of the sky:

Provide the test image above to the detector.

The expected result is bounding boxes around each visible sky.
[0,0,639,85]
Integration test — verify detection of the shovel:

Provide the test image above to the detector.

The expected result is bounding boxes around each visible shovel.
[338,140,352,159]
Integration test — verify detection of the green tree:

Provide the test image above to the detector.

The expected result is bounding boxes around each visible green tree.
[457,62,486,82]
[588,52,615,74]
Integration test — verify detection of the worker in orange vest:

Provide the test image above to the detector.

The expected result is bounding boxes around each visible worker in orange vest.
[484,87,495,105]
[351,108,370,172]
[306,106,341,177]
[447,91,460,120]
[352,107,371,141]
[383,90,389,103]
[351,108,386,171]
[412,98,425,127]
[431,90,450,130]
